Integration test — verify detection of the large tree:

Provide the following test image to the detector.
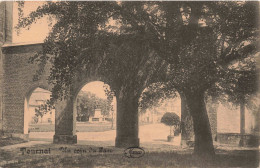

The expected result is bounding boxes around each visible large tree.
[139,82,177,114]
[114,1,259,157]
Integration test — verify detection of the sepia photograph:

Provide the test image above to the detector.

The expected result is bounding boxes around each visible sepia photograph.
[0,1,259,167]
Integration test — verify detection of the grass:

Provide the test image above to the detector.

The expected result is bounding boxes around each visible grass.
[29,122,155,133]
[29,122,112,132]
[0,143,259,168]
[0,136,28,147]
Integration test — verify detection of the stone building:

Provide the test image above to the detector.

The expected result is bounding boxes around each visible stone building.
[28,87,55,124]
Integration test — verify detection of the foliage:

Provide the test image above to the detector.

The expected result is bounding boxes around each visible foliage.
[139,82,177,113]
[35,101,48,117]
[206,56,258,114]
[16,1,259,108]
[222,68,257,106]
[103,84,116,128]
[34,101,54,123]
[17,2,167,102]
[115,2,258,155]
[113,1,259,94]
[16,1,259,156]
[77,91,112,121]
[103,84,114,110]
[32,116,39,124]
[161,112,180,127]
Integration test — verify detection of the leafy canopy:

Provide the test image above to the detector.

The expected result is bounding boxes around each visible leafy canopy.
[114,1,259,93]
[77,91,112,120]
[17,2,259,100]
[17,1,168,102]
[161,112,180,127]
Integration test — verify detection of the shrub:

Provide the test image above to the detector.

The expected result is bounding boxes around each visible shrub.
[161,112,180,136]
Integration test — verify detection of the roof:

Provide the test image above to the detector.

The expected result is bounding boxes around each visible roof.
[29,88,51,106]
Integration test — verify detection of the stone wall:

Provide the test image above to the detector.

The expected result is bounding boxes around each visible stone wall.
[217,133,259,147]
[217,103,256,134]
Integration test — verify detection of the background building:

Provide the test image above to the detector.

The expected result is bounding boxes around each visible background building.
[29,88,55,124]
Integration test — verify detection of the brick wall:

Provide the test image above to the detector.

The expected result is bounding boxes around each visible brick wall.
[0,1,14,133]
[2,43,51,134]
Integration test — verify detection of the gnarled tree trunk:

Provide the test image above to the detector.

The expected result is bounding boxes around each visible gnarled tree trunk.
[184,90,215,158]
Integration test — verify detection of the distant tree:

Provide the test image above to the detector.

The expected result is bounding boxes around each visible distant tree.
[34,102,49,123]
[103,84,115,129]
[77,91,112,121]
[161,112,180,139]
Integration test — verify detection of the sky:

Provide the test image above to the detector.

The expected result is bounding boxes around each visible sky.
[81,81,107,99]
[12,2,117,104]
[13,1,50,43]
[81,81,117,106]
[12,2,118,43]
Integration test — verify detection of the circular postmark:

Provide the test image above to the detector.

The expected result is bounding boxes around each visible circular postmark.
[124,147,145,158]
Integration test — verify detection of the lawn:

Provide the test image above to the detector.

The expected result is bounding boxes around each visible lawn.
[0,136,28,147]
[29,122,113,132]
[0,143,259,168]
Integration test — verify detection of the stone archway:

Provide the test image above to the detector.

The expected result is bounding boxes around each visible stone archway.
[73,80,117,144]
[24,86,53,135]
[72,77,103,135]
[53,76,103,144]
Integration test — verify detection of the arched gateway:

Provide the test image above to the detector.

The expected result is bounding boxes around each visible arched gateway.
[0,2,141,147]
[3,1,243,148]
[0,37,140,147]
[2,1,258,149]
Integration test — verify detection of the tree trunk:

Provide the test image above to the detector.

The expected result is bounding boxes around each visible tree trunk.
[239,95,245,146]
[206,96,218,141]
[185,91,215,158]
[180,93,194,147]
[111,110,114,129]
